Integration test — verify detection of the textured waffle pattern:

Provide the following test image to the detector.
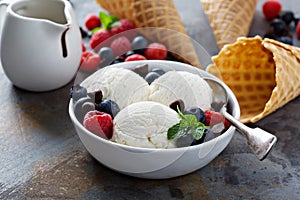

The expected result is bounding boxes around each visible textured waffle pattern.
[201,0,258,50]
[96,0,202,68]
[212,36,276,123]
[256,39,300,122]
[96,0,134,20]
[210,36,300,123]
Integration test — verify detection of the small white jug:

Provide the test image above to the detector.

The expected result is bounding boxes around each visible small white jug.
[0,0,82,92]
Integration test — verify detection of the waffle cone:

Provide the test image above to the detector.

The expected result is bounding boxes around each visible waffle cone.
[96,0,202,68]
[208,36,300,123]
[201,0,258,50]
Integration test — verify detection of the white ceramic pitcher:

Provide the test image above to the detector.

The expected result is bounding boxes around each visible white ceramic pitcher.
[0,0,82,92]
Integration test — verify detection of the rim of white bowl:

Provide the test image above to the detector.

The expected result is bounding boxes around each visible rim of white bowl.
[69,60,241,153]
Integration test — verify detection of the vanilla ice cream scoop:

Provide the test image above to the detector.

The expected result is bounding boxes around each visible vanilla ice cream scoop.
[112,101,180,149]
[81,67,150,109]
[149,71,213,110]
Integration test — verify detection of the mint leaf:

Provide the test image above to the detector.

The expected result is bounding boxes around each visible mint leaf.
[91,27,101,34]
[167,123,180,140]
[99,12,119,30]
[193,125,206,140]
[167,111,207,142]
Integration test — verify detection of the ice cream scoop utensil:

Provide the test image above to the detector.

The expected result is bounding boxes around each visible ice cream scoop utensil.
[204,78,277,161]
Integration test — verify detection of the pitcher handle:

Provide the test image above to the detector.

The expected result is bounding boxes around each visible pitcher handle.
[0,0,9,35]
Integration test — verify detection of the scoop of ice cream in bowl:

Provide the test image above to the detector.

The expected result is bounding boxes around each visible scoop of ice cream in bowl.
[68,60,240,179]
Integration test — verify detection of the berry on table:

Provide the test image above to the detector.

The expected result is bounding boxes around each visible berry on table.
[144,43,168,60]
[110,19,137,40]
[84,14,101,31]
[131,35,149,54]
[276,36,293,45]
[110,36,131,56]
[124,54,147,62]
[281,11,295,25]
[80,51,101,72]
[270,18,287,36]
[111,57,124,65]
[90,29,112,51]
[296,21,300,39]
[262,0,282,20]
[99,47,115,67]
[83,110,113,139]
[82,43,86,52]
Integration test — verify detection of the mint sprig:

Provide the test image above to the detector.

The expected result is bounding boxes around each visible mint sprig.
[167,108,207,141]
[99,12,119,30]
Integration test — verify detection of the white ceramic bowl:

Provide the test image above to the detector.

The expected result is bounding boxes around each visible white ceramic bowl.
[69,60,240,179]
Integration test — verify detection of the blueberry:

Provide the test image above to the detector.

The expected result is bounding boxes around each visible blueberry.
[176,134,194,148]
[70,85,87,102]
[74,97,94,123]
[144,71,161,84]
[131,35,148,54]
[99,47,115,67]
[276,36,293,45]
[96,99,120,118]
[281,11,295,25]
[270,18,288,36]
[150,68,165,75]
[264,32,277,40]
[183,107,206,123]
[111,57,124,65]
[169,99,185,112]
[125,51,135,58]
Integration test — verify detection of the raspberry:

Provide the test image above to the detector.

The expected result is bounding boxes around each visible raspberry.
[110,36,131,56]
[111,19,137,40]
[296,21,300,39]
[80,51,101,72]
[90,29,112,51]
[144,43,168,60]
[83,110,113,139]
[262,0,282,20]
[82,43,86,52]
[125,54,147,62]
[84,14,101,31]
[204,110,231,130]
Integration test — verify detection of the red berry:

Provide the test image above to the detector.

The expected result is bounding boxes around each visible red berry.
[80,51,101,72]
[83,110,113,139]
[84,14,101,31]
[125,54,147,62]
[110,36,131,56]
[262,0,282,20]
[82,43,86,52]
[144,43,168,60]
[204,110,231,130]
[90,29,112,51]
[296,21,300,39]
[111,19,137,40]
